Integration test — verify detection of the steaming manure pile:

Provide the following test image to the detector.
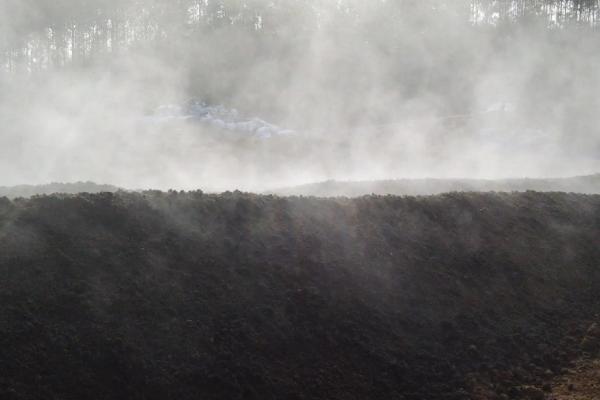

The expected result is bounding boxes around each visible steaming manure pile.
[0,191,599,399]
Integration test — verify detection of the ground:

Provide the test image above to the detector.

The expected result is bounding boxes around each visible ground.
[550,358,600,400]
[1,191,599,399]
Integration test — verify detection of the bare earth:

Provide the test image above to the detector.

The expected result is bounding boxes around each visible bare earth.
[550,359,600,399]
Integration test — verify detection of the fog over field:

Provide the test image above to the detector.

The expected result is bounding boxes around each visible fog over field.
[1,0,599,191]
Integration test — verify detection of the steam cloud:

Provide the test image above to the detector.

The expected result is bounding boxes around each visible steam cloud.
[1,1,599,191]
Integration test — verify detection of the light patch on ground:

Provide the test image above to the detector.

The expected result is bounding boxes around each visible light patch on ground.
[550,359,600,399]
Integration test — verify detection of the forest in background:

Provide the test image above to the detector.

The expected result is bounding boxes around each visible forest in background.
[2,0,600,128]
[4,0,600,73]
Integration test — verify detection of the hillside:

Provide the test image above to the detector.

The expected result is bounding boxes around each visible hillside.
[0,191,599,399]
[0,182,120,199]
[274,174,600,197]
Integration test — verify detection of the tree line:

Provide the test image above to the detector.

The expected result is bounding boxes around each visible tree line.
[2,0,599,74]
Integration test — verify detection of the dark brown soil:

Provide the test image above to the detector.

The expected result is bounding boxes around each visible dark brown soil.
[0,191,599,399]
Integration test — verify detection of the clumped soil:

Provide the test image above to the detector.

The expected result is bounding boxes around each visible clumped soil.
[0,191,599,400]
[550,358,600,399]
